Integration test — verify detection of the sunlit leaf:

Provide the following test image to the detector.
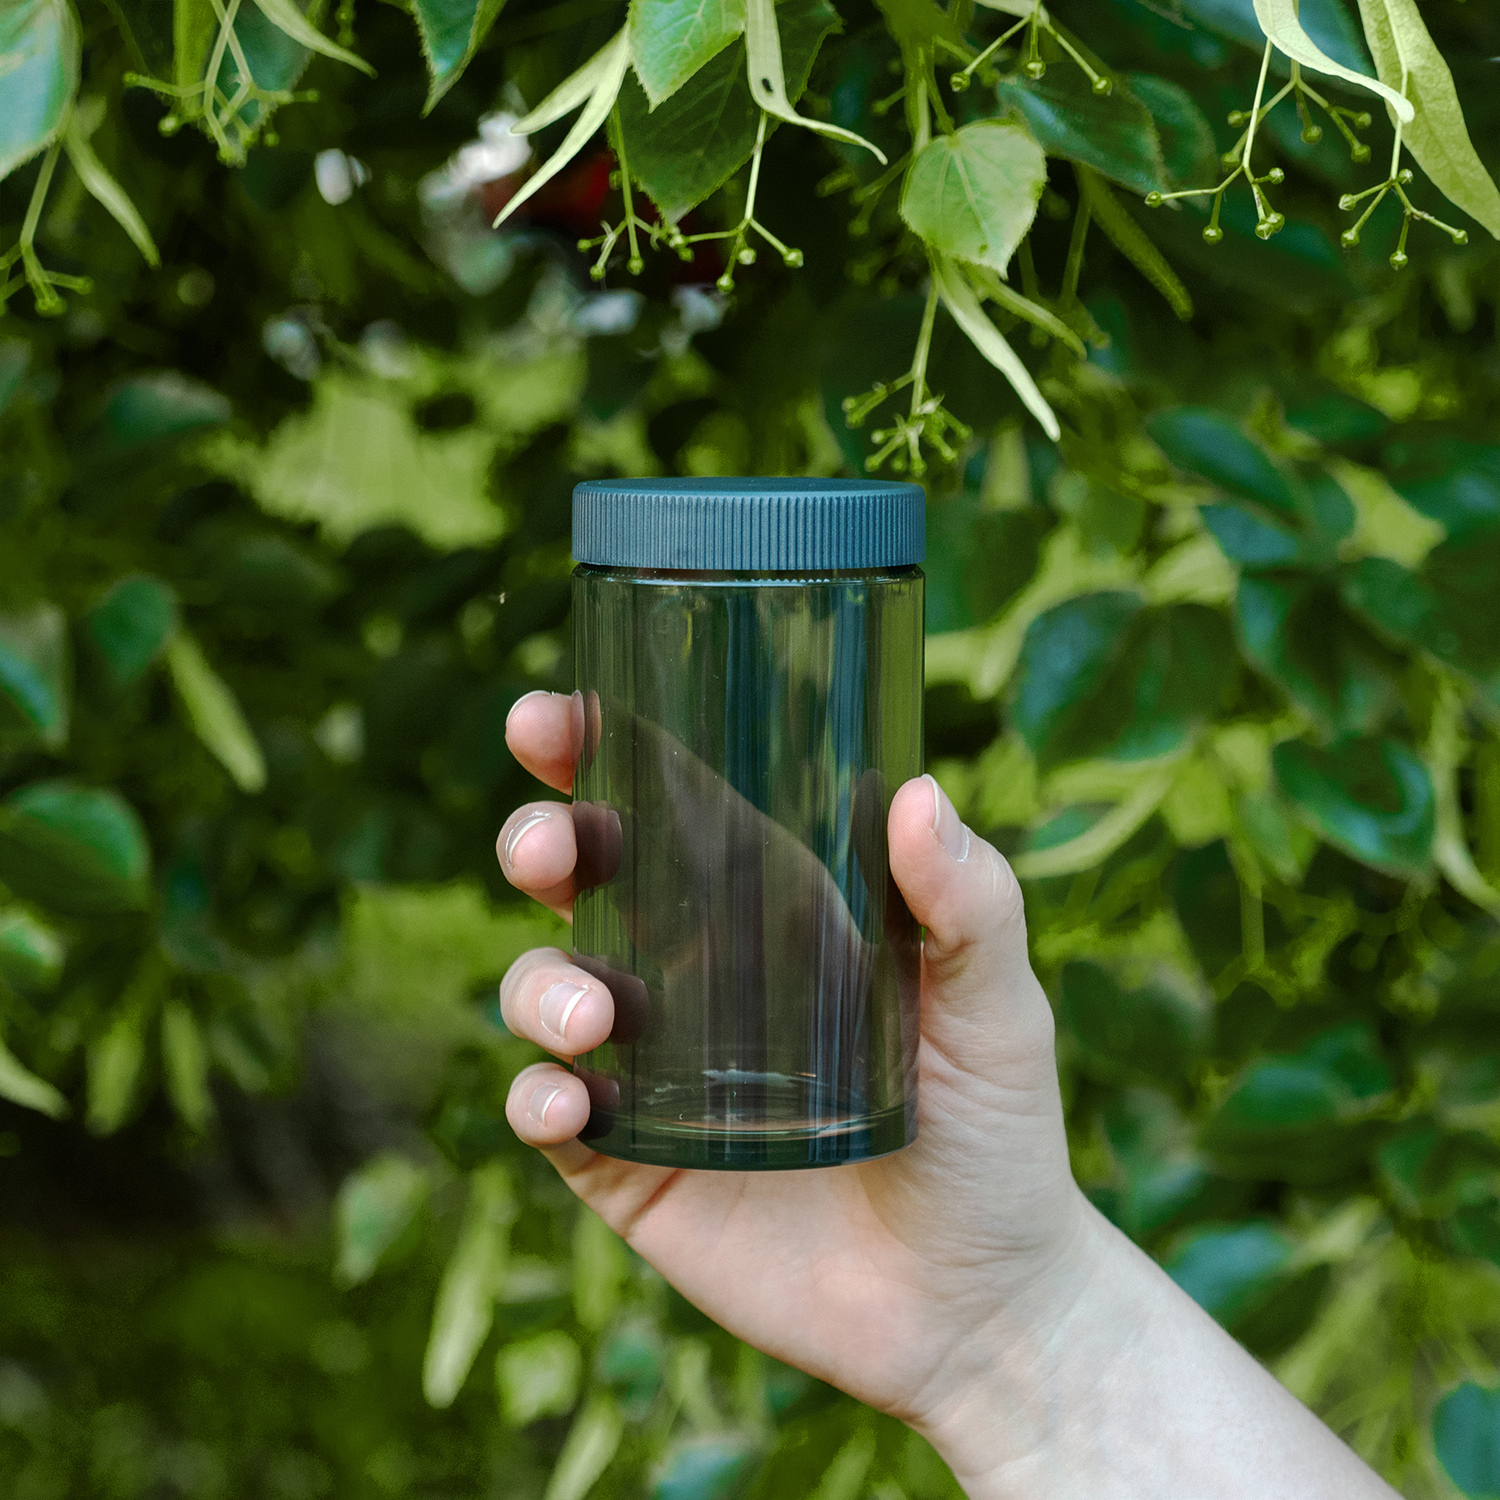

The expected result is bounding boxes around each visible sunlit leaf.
[573,1205,629,1332]
[87,981,156,1135]
[165,633,268,794]
[0,603,69,749]
[544,1396,624,1500]
[0,908,64,994]
[630,0,746,106]
[0,1034,68,1118]
[900,121,1045,275]
[0,0,79,182]
[496,1330,582,1426]
[161,998,214,1133]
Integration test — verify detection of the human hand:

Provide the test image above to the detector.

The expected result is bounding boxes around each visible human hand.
[496,690,1398,1499]
[496,690,1089,1454]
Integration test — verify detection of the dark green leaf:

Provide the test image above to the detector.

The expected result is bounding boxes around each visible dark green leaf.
[618,0,838,221]
[1386,440,1500,539]
[83,575,179,690]
[1059,962,1207,1086]
[0,907,65,994]
[1174,0,1371,73]
[1377,1122,1500,1220]
[1273,736,1435,876]
[90,372,231,455]
[411,0,507,112]
[1165,1221,1294,1325]
[0,0,79,182]
[0,781,151,914]
[1236,576,1398,736]
[335,1153,432,1287]
[1125,72,1217,186]
[924,500,1051,632]
[1202,502,1302,568]
[1148,408,1299,515]
[995,69,1167,198]
[215,0,313,135]
[0,604,69,749]
[1434,1383,1500,1500]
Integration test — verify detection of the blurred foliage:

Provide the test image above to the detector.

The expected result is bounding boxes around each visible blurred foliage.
[3,0,1500,1496]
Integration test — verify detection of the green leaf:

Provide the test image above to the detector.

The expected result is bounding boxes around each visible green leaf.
[1386,439,1500,540]
[1012,770,1176,879]
[629,0,746,106]
[968,265,1086,357]
[0,1034,68,1118]
[1078,167,1192,321]
[1165,1221,1294,1326]
[1058,962,1207,1086]
[934,255,1059,440]
[87,985,155,1135]
[544,1396,624,1500]
[1378,1122,1500,1219]
[423,1163,515,1407]
[995,69,1168,199]
[0,0,79,182]
[618,0,840,222]
[1147,407,1298,515]
[573,1205,629,1332]
[0,603,70,750]
[494,29,629,230]
[900,120,1045,275]
[0,781,151,914]
[1236,575,1397,735]
[1273,735,1435,875]
[1202,502,1302,568]
[164,632,268,794]
[248,0,374,76]
[1434,1383,1500,1500]
[743,0,882,160]
[62,102,159,266]
[496,1330,582,1427]
[161,998,214,1133]
[92,371,230,453]
[1353,0,1500,239]
[1253,0,1411,122]
[214,0,313,136]
[0,336,28,416]
[1126,72,1217,186]
[0,907,65,994]
[1176,0,1370,72]
[654,1435,759,1500]
[411,0,508,112]
[335,1152,432,1287]
[84,575,179,690]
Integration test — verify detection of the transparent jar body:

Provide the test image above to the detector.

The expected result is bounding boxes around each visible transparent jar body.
[569,564,924,1170]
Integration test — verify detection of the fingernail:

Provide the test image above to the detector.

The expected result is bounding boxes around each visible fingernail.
[506,689,551,729]
[538,981,589,1043]
[530,1083,566,1127]
[925,774,971,863]
[504,809,551,866]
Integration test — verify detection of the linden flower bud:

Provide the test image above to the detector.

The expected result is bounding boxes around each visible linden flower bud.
[1341,228,1360,247]
[716,271,735,293]
[1454,229,1469,245]
[738,247,756,265]
[1092,76,1112,96]
[1302,125,1323,144]
[1144,192,1163,208]
[1202,225,1223,244]
[1024,60,1046,79]
[1338,194,1356,211]
[783,248,804,268]
[628,256,644,274]
[590,264,607,281]
[1351,144,1371,163]
[950,72,970,93]
[1266,168,1285,184]
[1389,250,1409,270]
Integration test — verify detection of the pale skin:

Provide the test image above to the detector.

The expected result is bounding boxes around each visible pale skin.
[497,690,1399,1499]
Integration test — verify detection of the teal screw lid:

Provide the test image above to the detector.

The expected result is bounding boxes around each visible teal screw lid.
[572,477,925,571]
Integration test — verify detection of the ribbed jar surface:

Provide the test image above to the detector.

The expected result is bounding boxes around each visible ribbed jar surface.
[570,565,924,1169]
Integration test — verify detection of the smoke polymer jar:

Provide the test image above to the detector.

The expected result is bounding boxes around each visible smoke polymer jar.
[568,478,925,1169]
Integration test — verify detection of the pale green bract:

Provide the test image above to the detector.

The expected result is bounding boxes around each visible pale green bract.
[630,0,747,107]
[1252,0,1412,123]
[0,0,78,182]
[1354,0,1500,239]
[62,99,159,266]
[899,120,1046,275]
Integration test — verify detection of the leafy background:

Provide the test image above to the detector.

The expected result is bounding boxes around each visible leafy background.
[4,0,1500,1496]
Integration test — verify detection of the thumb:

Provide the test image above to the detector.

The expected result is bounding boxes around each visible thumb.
[887,774,1053,1064]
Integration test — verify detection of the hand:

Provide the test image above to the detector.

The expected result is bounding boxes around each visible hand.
[496,691,1399,1499]
[496,691,1085,1433]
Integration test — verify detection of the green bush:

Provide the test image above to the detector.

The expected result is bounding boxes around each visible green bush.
[2,0,1500,1495]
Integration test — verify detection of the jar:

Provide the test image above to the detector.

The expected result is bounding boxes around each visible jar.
[569,478,925,1169]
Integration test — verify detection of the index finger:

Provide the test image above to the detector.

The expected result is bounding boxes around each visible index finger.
[506,691,581,793]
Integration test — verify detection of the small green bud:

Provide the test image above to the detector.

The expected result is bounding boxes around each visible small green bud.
[1389,250,1408,270]
[1227,110,1248,126]
[1092,76,1112,96]
[577,239,592,252]
[590,263,607,281]
[1354,112,1371,129]
[950,71,970,93]
[737,246,756,265]
[1337,194,1356,211]
[1301,124,1323,144]
[1340,228,1360,247]
[159,114,180,135]
[783,247,804,268]
[842,396,857,413]
[1221,151,1240,170]
[1351,143,1370,163]
[628,255,644,275]
[716,270,735,293]
[1266,168,1285,185]
[1397,168,1413,184]
[1202,225,1223,244]
[1024,59,1046,80]
[1144,191,1163,208]
[1454,229,1469,245]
